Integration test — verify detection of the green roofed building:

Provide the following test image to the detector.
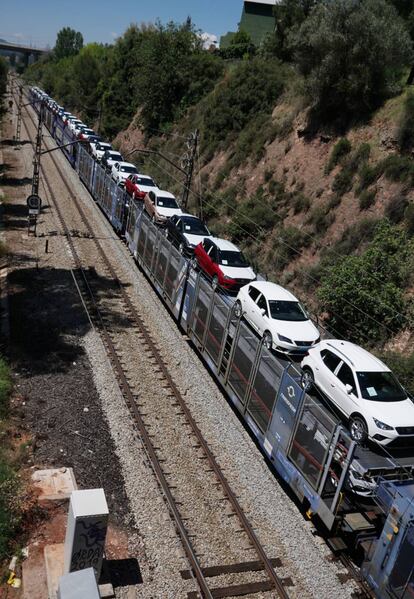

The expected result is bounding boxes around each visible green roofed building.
[221,0,278,49]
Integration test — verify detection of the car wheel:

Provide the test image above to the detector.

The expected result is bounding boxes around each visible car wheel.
[349,415,368,444]
[263,331,273,350]
[164,228,169,238]
[301,368,314,392]
[233,300,242,319]
[151,215,156,224]
[190,257,198,270]
[178,242,185,254]
[212,275,219,290]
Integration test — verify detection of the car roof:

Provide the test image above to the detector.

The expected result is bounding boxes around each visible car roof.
[118,161,136,168]
[99,142,112,147]
[156,190,176,199]
[211,237,240,251]
[180,213,201,220]
[248,281,298,302]
[107,151,122,156]
[320,339,389,372]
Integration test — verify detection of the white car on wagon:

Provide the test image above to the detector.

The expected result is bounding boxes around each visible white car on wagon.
[301,339,414,446]
[234,281,320,353]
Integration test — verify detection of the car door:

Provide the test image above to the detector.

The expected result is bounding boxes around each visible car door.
[335,362,359,417]
[245,285,261,328]
[252,293,269,336]
[197,239,213,273]
[208,243,219,278]
[318,349,342,404]
[171,216,181,246]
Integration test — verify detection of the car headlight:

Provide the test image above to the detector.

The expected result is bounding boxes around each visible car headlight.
[278,334,293,344]
[373,418,394,431]
[223,275,234,281]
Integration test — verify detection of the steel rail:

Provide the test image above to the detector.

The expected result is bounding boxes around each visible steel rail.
[20,94,291,598]
[34,113,289,599]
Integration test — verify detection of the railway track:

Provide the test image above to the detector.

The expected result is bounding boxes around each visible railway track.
[18,91,295,598]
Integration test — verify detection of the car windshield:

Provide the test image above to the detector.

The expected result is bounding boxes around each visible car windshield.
[357,371,407,402]
[268,300,308,322]
[121,166,137,173]
[109,153,122,160]
[137,176,155,187]
[182,218,210,235]
[99,144,111,150]
[219,250,248,267]
[157,197,178,208]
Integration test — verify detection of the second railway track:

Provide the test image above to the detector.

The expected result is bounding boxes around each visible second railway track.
[18,90,296,599]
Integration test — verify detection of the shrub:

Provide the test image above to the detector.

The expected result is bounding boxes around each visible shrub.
[322,217,380,263]
[404,203,414,236]
[359,189,376,210]
[325,138,351,173]
[292,193,310,214]
[381,154,414,185]
[332,165,354,196]
[307,205,335,234]
[379,352,414,396]
[318,220,410,343]
[271,226,311,271]
[228,190,278,242]
[358,163,382,191]
[397,91,414,153]
[385,194,409,224]
[290,0,413,124]
[264,169,273,183]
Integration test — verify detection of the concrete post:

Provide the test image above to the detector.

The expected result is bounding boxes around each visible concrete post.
[58,567,100,599]
[63,489,108,580]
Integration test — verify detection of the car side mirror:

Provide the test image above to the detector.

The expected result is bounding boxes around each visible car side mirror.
[345,384,353,395]
[260,308,266,317]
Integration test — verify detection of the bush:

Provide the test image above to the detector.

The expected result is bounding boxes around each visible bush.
[318,220,410,343]
[381,154,414,184]
[332,165,354,196]
[270,226,311,271]
[292,193,310,214]
[321,217,380,264]
[202,58,287,152]
[307,205,335,234]
[404,203,414,236]
[327,194,342,210]
[359,189,376,210]
[358,163,382,191]
[397,91,414,153]
[385,194,409,223]
[379,352,414,396]
[325,138,351,173]
[290,0,413,124]
[228,189,278,242]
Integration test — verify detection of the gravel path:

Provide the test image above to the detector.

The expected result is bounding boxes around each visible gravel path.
[15,99,360,598]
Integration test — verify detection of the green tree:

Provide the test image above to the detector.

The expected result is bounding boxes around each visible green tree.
[290,0,413,124]
[54,27,83,60]
[272,0,320,60]
[318,221,412,343]
[220,30,255,59]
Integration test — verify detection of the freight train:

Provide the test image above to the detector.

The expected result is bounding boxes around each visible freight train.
[29,88,414,598]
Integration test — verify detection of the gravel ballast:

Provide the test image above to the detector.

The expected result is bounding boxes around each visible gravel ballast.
[12,100,360,597]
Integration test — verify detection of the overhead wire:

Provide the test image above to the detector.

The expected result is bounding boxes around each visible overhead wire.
[144,154,378,345]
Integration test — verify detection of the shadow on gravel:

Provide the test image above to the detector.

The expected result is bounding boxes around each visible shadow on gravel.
[0,175,33,187]
[2,202,30,230]
[8,265,133,375]
[0,138,31,147]
[101,559,143,588]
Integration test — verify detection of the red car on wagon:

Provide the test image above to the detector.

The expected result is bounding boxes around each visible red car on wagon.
[124,174,159,200]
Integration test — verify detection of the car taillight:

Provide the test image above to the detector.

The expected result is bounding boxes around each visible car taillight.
[137,191,145,199]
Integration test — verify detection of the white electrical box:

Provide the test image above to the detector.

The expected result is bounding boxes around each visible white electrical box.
[63,488,109,580]
[58,567,100,599]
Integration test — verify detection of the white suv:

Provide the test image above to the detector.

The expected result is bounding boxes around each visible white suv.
[301,340,414,446]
